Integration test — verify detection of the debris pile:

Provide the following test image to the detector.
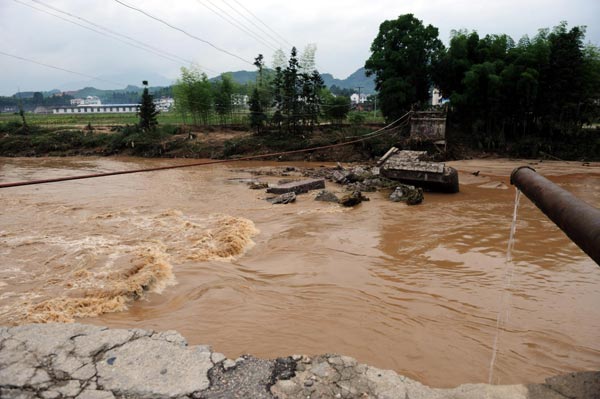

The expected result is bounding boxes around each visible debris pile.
[390,184,424,205]
[340,191,370,207]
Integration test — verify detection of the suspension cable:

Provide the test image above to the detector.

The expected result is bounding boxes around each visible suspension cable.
[0,112,411,189]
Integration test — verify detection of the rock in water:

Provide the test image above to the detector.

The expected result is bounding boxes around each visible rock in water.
[390,184,424,205]
[248,182,268,190]
[406,188,424,205]
[267,192,296,204]
[340,191,369,207]
[314,190,339,203]
[266,179,325,195]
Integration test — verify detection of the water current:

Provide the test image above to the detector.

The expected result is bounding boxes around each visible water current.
[0,157,599,387]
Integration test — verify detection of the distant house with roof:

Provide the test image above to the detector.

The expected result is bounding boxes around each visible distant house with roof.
[350,93,368,104]
[52,104,140,114]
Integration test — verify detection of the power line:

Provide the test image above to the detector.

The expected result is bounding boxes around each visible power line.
[194,0,278,52]
[112,0,253,66]
[0,50,126,87]
[229,0,293,48]
[28,0,198,67]
[13,0,195,69]
[220,0,288,50]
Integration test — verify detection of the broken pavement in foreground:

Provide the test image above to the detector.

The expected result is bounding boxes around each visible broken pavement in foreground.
[1,324,598,399]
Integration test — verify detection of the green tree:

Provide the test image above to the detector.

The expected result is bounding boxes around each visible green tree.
[214,73,234,125]
[249,87,266,133]
[323,91,351,124]
[32,92,43,105]
[270,47,324,135]
[365,14,444,120]
[282,47,301,133]
[138,80,159,132]
[173,66,213,126]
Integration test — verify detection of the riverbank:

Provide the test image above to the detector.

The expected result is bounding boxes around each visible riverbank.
[1,323,597,399]
[0,123,394,162]
[2,121,599,162]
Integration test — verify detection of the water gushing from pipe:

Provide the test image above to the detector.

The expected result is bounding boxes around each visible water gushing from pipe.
[488,188,521,384]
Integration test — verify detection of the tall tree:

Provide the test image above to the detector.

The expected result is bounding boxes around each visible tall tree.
[300,43,317,74]
[249,54,267,133]
[322,90,351,125]
[249,87,266,133]
[173,66,213,126]
[365,14,444,120]
[138,80,159,132]
[282,47,301,134]
[214,73,234,125]
[272,48,287,70]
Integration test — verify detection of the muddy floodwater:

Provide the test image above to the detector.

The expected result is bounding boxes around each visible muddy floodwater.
[1,156,599,387]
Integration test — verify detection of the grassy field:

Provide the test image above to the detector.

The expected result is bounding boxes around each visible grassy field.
[0,110,386,128]
[0,112,184,127]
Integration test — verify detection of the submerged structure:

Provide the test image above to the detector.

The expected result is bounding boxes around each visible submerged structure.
[408,110,448,153]
[377,148,459,193]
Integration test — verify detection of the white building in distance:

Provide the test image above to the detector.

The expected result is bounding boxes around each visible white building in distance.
[350,93,368,104]
[52,104,140,114]
[154,97,174,112]
[70,96,101,106]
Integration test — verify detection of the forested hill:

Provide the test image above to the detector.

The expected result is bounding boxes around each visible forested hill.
[2,67,373,109]
[320,68,376,94]
[211,67,376,94]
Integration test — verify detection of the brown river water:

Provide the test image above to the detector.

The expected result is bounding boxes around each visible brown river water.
[0,156,599,387]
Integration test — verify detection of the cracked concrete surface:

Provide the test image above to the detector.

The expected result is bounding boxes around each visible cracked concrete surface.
[0,324,597,399]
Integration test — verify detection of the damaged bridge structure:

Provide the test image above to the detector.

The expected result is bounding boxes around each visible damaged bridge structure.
[1,323,598,399]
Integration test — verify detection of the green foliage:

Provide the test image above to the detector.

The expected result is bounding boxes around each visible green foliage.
[271,47,324,136]
[432,21,600,149]
[248,87,266,133]
[323,93,351,124]
[348,111,367,126]
[138,81,159,132]
[213,74,235,124]
[173,66,213,125]
[108,124,176,156]
[365,14,444,120]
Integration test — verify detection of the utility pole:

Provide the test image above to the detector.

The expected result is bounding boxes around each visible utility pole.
[356,86,363,104]
[373,96,377,118]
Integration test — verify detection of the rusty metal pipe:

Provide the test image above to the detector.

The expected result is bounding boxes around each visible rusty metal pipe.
[510,166,600,266]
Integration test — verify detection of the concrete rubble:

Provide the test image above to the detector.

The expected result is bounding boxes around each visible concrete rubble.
[267,192,297,204]
[390,184,424,205]
[1,323,597,399]
[266,179,326,195]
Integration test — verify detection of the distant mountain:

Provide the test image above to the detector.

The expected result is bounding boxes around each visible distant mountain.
[210,70,260,85]
[212,67,376,94]
[58,71,174,92]
[5,67,374,103]
[320,68,375,94]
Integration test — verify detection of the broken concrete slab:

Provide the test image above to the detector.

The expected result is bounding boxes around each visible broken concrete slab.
[266,178,325,195]
[0,323,598,399]
[267,192,296,204]
[96,337,212,398]
[314,190,339,203]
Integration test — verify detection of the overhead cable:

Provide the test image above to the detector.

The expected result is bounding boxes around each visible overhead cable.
[0,50,126,87]
[13,0,197,68]
[220,0,288,50]
[112,0,253,66]
[0,112,411,189]
[195,0,278,52]
[229,0,293,48]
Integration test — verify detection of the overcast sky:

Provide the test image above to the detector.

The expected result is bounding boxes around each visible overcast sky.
[1,0,598,95]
